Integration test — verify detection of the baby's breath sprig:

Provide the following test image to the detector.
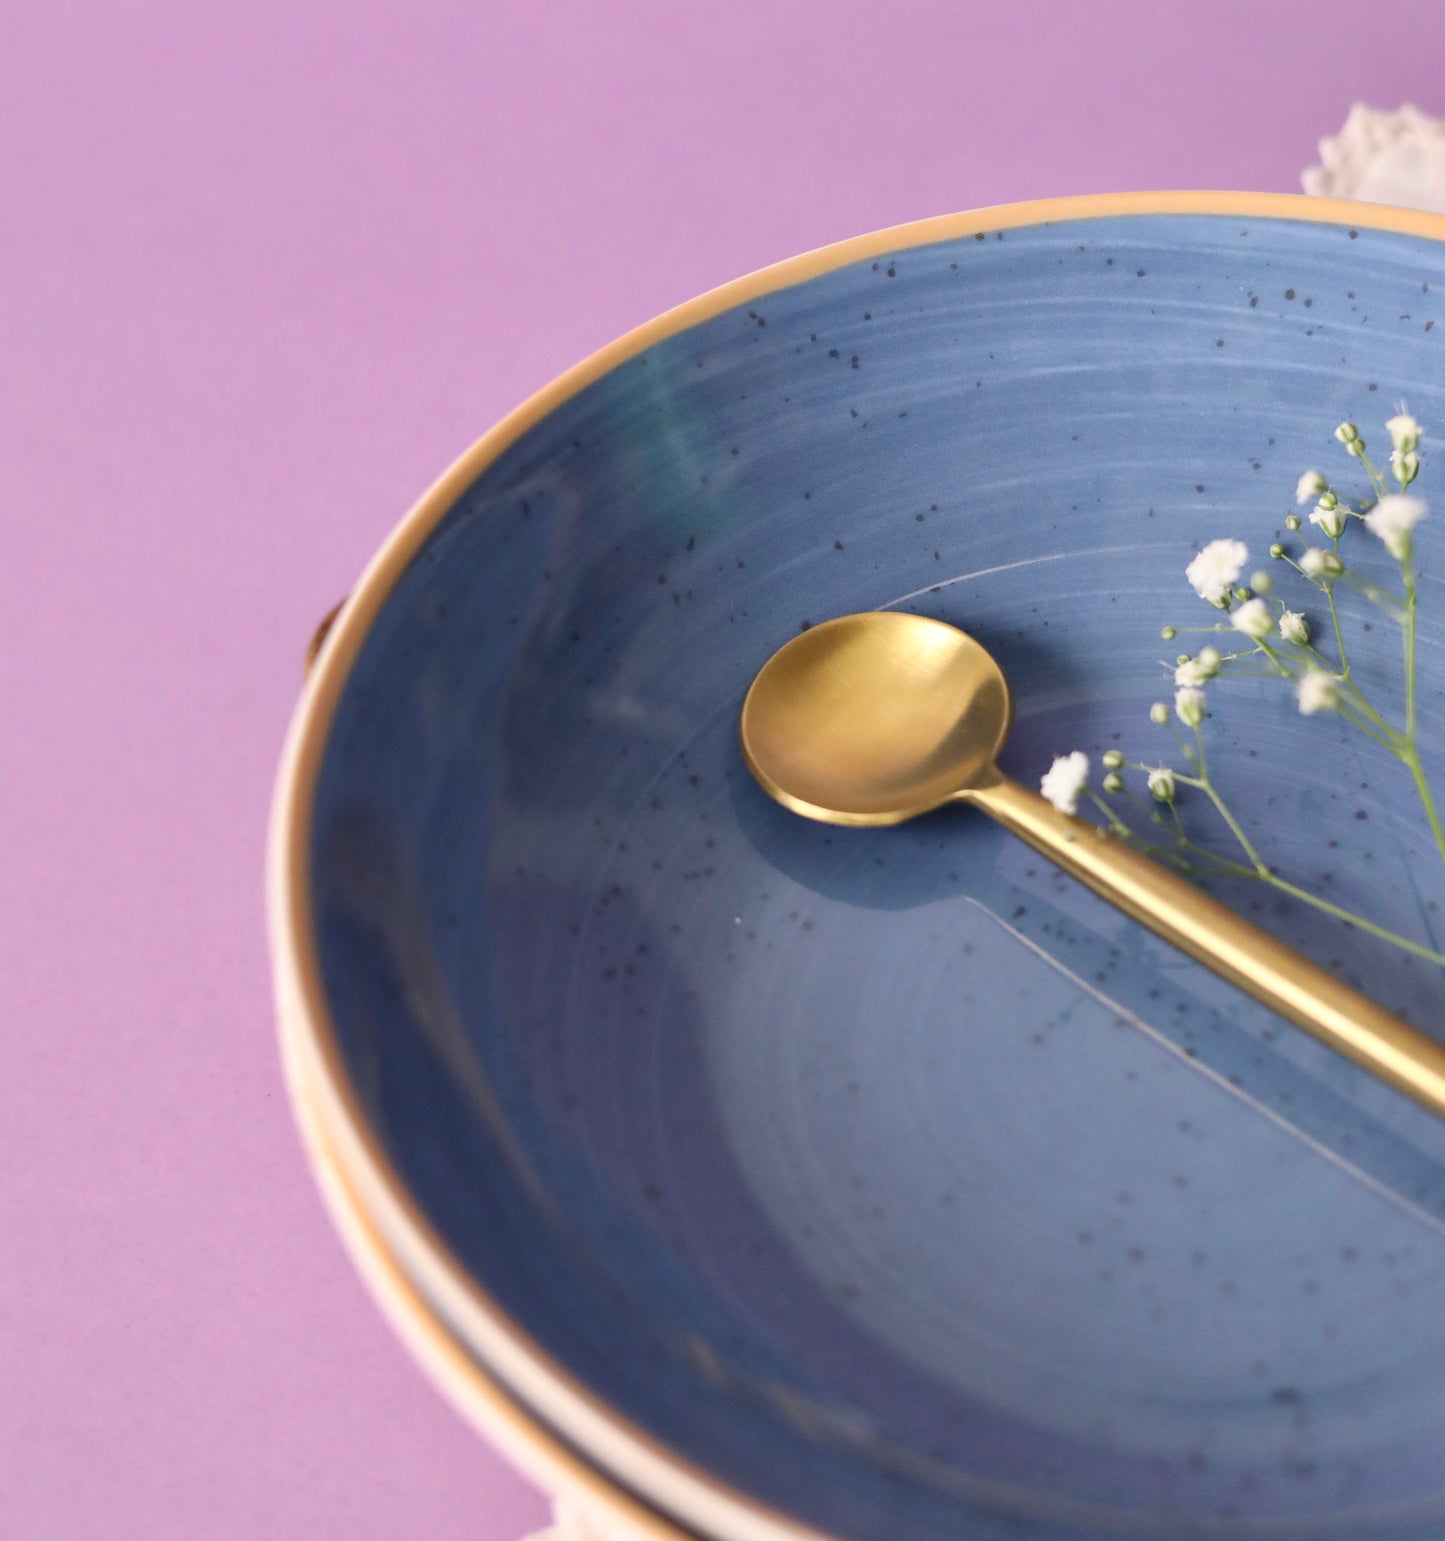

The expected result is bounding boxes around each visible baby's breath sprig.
[1039,410,1445,966]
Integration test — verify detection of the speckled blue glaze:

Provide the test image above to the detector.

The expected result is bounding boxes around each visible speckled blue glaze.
[310,214,1445,1539]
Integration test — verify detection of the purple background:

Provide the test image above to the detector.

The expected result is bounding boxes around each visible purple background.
[5,3,1444,1536]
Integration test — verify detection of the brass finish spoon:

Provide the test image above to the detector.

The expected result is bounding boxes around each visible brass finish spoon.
[740,610,1445,1118]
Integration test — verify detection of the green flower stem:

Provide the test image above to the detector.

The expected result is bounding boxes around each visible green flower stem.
[1115,772,1445,966]
[1302,640,1339,674]
[1403,564,1418,745]
[1189,722,1209,777]
[1086,790,1132,838]
[1211,667,1314,680]
[1399,562,1445,868]
[1194,848,1445,966]
[1257,635,1399,749]
[1278,555,1404,622]
[1195,781,1266,871]
[1332,704,1401,753]
[1338,571,1407,616]
[1356,447,1391,500]
[1253,637,1304,680]
[1324,585,1351,678]
[1404,749,1445,866]
[1161,721,1195,763]
[1179,727,1270,873]
[1166,800,1191,848]
[1131,836,1211,871]
[1327,687,1396,748]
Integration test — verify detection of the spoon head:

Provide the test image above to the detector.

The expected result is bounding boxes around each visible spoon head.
[740,611,1013,826]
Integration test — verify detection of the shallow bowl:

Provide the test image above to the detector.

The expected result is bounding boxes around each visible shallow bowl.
[272,194,1445,1541]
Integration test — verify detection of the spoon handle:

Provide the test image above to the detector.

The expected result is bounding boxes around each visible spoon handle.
[965,774,1445,1117]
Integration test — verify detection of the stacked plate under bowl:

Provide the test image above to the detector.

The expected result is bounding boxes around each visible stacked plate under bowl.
[270,194,1445,1541]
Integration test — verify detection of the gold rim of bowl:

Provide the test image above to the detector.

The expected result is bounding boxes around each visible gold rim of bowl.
[267,192,1445,1541]
[277,998,701,1541]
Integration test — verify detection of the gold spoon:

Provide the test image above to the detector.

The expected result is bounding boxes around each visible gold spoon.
[740,610,1445,1118]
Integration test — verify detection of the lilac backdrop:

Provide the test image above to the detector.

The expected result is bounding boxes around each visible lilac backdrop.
[5,2,1443,1536]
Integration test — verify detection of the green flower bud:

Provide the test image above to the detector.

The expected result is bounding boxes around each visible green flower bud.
[1148,768,1177,804]
[1102,771,1124,794]
[1149,702,1170,725]
[1250,570,1272,593]
[1160,625,1176,640]
[1174,688,1206,727]
[1335,420,1359,444]
[1102,749,1124,770]
[1278,609,1309,645]
[1269,541,1286,558]
[1313,503,1348,538]
[1386,413,1421,453]
[1300,547,1344,579]
[1317,489,1338,511]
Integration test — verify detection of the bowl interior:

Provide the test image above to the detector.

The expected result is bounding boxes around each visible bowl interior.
[304,209,1445,1540]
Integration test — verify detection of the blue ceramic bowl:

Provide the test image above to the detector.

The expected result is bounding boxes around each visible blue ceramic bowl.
[272,195,1445,1541]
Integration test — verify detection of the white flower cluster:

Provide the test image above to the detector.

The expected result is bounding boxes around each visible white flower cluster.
[1302,104,1445,214]
[1045,409,1432,839]
[1297,671,1339,716]
[1040,400,1445,964]
[1185,538,1247,605]
[1174,645,1220,688]
[1175,417,1430,716]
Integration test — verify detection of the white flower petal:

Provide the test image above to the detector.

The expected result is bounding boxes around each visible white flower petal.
[1174,659,1208,687]
[1296,470,1328,504]
[1175,687,1207,726]
[1364,494,1427,559]
[1308,502,1348,538]
[1297,671,1340,716]
[1040,751,1089,815]
[1278,609,1309,644]
[1185,539,1248,604]
[1299,547,1343,579]
[1386,412,1422,452]
[1230,597,1273,639]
